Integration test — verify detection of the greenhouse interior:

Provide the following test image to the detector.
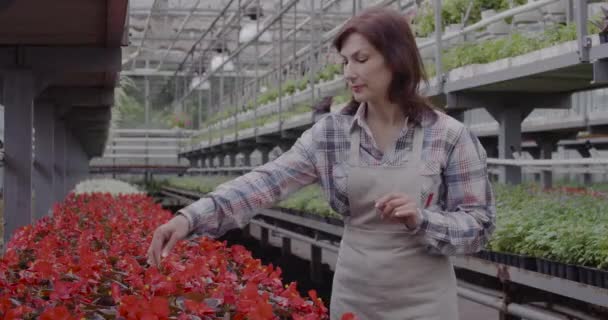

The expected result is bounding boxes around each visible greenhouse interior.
[1,0,608,318]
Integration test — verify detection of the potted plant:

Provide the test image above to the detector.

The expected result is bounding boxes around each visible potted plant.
[591,6,608,44]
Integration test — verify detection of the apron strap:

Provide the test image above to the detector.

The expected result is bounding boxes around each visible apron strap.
[349,121,425,165]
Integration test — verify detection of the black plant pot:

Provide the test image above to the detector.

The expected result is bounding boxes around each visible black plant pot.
[498,252,509,265]
[536,258,544,274]
[550,261,559,277]
[557,262,567,278]
[485,251,494,262]
[579,266,591,285]
[578,266,604,286]
[600,33,608,44]
[566,264,579,282]
[327,217,343,226]
[518,255,537,271]
[506,253,518,267]
[491,252,501,264]
[492,251,503,264]
[307,213,320,222]
[602,269,608,289]
[475,250,488,260]
[542,259,551,275]
[591,268,605,288]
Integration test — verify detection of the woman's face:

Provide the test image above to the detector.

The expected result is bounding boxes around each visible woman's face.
[339,33,392,104]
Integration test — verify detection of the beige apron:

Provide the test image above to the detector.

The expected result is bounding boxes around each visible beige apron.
[329,124,459,320]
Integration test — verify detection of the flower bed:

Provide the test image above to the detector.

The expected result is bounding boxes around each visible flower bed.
[164,178,341,220]
[0,193,330,319]
[74,178,144,196]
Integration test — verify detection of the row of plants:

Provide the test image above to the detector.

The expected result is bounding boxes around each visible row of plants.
[193,22,603,145]
[426,20,601,77]
[165,177,608,274]
[488,183,608,269]
[192,86,350,146]
[190,2,607,135]
[167,176,234,194]
[0,192,339,319]
[199,64,343,132]
[413,0,528,38]
[113,76,193,130]
[277,186,341,220]
[191,99,342,145]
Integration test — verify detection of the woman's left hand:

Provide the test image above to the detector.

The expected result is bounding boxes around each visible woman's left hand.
[375,193,422,230]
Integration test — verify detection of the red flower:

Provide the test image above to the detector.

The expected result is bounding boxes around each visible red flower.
[0,193,329,319]
[341,313,358,320]
[184,299,215,315]
[40,305,75,320]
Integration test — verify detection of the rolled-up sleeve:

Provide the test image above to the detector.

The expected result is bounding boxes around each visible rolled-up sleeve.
[178,128,318,239]
[413,127,496,255]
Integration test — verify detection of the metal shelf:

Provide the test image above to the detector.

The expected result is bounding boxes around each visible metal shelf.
[160,186,608,310]
[452,256,608,309]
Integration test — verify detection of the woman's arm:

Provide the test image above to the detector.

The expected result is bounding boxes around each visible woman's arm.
[178,128,318,239]
[408,127,496,255]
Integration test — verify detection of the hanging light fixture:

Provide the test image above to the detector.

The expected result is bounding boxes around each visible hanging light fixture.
[190,72,210,91]
[209,42,234,72]
[239,5,272,44]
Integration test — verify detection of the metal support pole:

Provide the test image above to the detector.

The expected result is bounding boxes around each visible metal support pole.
[69,134,88,188]
[174,75,179,113]
[433,0,444,90]
[540,140,554,190]
[198,49,203,130]
[278,0,284,129]
[65,132,82,195]
[310,0,318,104]
[566,0,574,24]
[2,70,35,247]
[281,237,291,256]
[34,102,55,220]
[310,244,323,284]
[235,0,242,138]
[54,117,67,203]
[219,16,226,143]
[575,0,589,63]
[111,140,116,179]
[487,107,529,185]
[144,76,150,182]
[218,154,225,167]
[261,226,269,249]
[254,0,261,137]
[261,147,270,164]
[243,149,253,167]
[229,153,237,167]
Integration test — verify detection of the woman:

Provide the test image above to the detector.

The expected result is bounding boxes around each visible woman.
[148,7,495,320]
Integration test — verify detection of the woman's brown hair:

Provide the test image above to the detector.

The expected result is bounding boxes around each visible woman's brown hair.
[332,7,434,122]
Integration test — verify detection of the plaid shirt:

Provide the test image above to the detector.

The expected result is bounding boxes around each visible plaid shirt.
[180,104,496,256]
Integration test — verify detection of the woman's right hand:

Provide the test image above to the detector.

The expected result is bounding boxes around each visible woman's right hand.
[146,214,190,267]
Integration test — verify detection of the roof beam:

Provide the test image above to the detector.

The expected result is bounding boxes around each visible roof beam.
[107,0,129,46]
[155,0,201,71]
[128,0,159,69]
[0,47,121,72]
[121,69,190,77]
[38,87,115,107]
[129,7,354,17]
